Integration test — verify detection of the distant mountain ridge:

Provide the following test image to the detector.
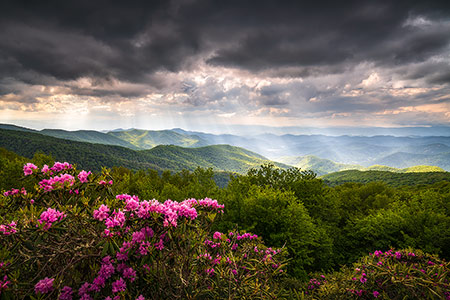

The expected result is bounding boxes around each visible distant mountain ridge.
[0,128,288,173]
[41,129,140,149]
[322,169,450,187]
[107,129,210,148]
[1,123,450,171]
[279,155,445,175]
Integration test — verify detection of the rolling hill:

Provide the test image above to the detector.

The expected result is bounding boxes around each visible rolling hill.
[0,129,288,173]
[321,169,450,187]
[107,129,210,149]
[278,155,444,175]
[0,124,140,149]
[41,129,140,149]
[2,123,450,172]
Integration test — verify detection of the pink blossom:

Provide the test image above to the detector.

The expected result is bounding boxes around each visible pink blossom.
[59,286,73,300]
[213,232,222,239]
[3,188,19,197]
[35,277,54,294]
[105,209,126,228]
[155,238,164,250]
[39,174,75,191]
[93,204,110,221]
[24,163,38,176]
[78,170,91,183]
[50,162,73,172]
[123,267,137,282]
[0,275,10,293]
[373,250,383,257]
[99,180,113,185]
[41,164,51,174]
[373,291,380,298]
[112,278,126,293]
[0,221,17,235]
[38,208,66,230]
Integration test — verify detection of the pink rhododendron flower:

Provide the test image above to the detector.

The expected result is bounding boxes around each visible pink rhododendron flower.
[112,278,126,293]
[0,275,10,293]
[99,180,113,185]
[51,162,73,172]
[373,291,380,297]
[41,164,51,174]
[93,204,110,221]
[23,163,38,176]
[123,267,137,282]
[213,231,222,239]
[77,170,91,183]
[35,277,54,294]
[38,208,66,230]
[0,221,17,235]
[39,174,75,191]
[59,286,73,300]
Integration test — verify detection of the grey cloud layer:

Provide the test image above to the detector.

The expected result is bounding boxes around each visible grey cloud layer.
[1,0,450,126]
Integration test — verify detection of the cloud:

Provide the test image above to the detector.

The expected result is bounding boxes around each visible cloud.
[1,0,450,128]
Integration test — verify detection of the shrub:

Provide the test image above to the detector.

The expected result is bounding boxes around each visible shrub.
[303,248,450,299]
[0,162,287,299]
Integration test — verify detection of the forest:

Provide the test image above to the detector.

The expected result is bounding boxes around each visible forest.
[1,148,449,299]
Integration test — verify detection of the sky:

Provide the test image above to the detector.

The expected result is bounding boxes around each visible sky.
[1,0,450,133]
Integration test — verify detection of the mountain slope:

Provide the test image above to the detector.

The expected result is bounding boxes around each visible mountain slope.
[0,123,36,132]
[278,155,444,175]
[0,129,287,173]
[322,170,450,187]
[374,152,450,170]
[41,129,140,149]
[278,155,361,175]
[108,129,210,149]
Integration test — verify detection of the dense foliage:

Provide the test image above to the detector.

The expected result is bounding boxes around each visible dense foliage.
[303,248,449,299]
[0,162,287,299]
[280,155,445,176]
[1,150,450,299]
[322,169,450,187]
[0,129,287,173]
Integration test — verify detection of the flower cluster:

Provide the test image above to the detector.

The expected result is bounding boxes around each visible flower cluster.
[93,204,110,221]
[3,187,27,197]
[111,194,223,229]
[3,162,287,299]
[0,275,10,294]
[99,180,113,185]
[35,277,54,294]
[78,170,92,183]
[39,174,75,191]
[0,221,17,235]
[303,248,450,299]
[50,162,73,172]
[37,208,66,230]
[23,163,38,176]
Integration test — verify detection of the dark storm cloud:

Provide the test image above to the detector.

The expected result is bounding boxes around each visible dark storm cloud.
[207,1,450,75]
[1,0,450,86]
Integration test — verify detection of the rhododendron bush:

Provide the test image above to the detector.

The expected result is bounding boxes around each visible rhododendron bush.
[301,248,450,299]
[0,163,287,299]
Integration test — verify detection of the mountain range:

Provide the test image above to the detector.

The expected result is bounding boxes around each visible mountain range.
[1,123,449,172]
[0,128,287,173]
[279,155,445,176]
